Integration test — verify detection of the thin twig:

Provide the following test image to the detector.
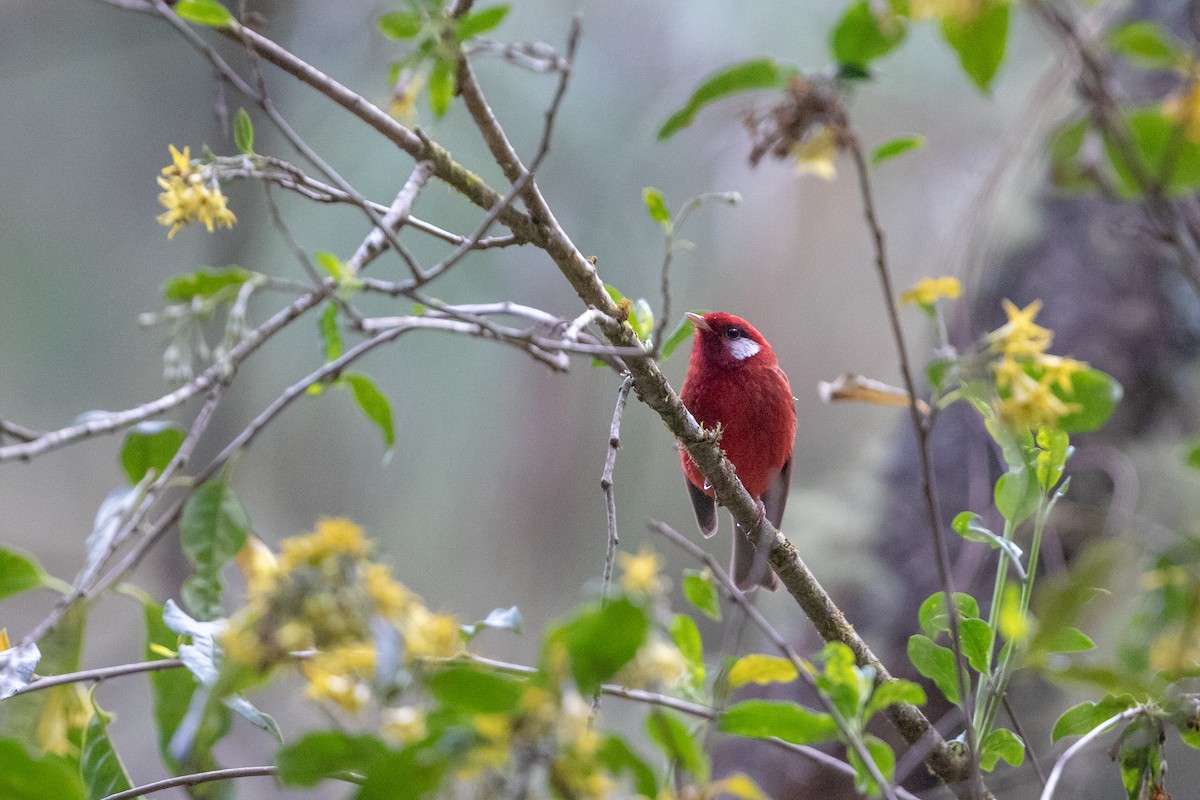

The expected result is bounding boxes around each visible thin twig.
[99,765,354,800]
[650,520,902,800]
[345,160,436,277]
[1039,708,1144,800]
[10,659,183,698]
[599,373,634,597]
[0,419,44,442]
[1002,693,1047,787]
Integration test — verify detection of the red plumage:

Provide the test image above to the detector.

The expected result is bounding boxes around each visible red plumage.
[679,312,796,590]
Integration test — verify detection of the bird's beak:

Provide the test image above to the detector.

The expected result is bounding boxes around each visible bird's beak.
[685,312,711,332]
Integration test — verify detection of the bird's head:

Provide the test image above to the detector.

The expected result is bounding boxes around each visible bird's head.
[685,311,777,370]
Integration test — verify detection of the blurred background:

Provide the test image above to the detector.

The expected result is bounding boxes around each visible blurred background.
[4,0,1200,797]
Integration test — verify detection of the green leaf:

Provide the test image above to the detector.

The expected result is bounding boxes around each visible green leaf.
[1184,438,1200,470]
[276,731,389,787]
[427,667,523,713]
[658,58,798,140]
[342,373,396,448]
[906,634,961,704]
[1108,21,1180,68]
[164,266,254,302]
[0,737,84,800]
[314,251,347,282]
[917,591,980,639]
[81,698,134,800]
[1052,695,1136,742]
[1105,108,1200,197]
[728,654,798,688]
[830,1,906,70]
[682,569,721,621]
[1056,367,1122,433]
[174,0,233,27]
[357,745,445,800]
[318,304,343,365]
[378,11,423,39]
[120,421,185,484]
[661,316,695,360]
[429,58,455,118]
[596,735,657,798]
[1036,626,1095,656]
[233,108,254,154]
[848,734,895,798]
[979,727,1025,771]
[950,512,1026,579]
[142,597,200,773]
[669,614,703,668]
[1035,428,1071,491]
[994,467,1038,527]
[179,472,251,620]
[643,187,671,230]
[558,596,648,695]
[815,642,869,722]
[1049,117,1093,192]
[646,711,708,781]
[456,5,509,40]
[867,679,926,717]
[940,2,1009,93]
[630,298,655,343]
[0,548,49,601]
[959,617,995,674]
[871,134,924,165]
[1117,718,1159,797]
[718,699,838,745]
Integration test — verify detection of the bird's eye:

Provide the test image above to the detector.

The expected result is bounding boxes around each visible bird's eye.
[724,327,743,340]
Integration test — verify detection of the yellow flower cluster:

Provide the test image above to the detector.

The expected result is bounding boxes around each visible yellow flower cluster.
[988,299,1087,432]
[222,518,460,712]
[900,276,961,307]
[616,638,689,690]
[618,547,667,597]
[156,145,237,239]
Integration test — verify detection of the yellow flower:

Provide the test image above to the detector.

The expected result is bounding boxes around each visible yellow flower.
[988,299,1053,357]
[1165,75,1200,142]
[236,536,279,596]
[403,606,461,661]
[618,547,666,596]
[279,517,369,571]
[0,628,9,651]
[382,705,428,744]
[991,355,1027,391]
[156,145,236,238]
[390,68,426,125]
[617,639,689,689]
[366,563,418,622]
[301,645,376,713]
[900,276,961,307]
[996,371,1079,432]
[1037,354,1087,391]
[791,126,838,180]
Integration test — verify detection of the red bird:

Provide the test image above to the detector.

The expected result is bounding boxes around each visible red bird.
[679,312,796,591]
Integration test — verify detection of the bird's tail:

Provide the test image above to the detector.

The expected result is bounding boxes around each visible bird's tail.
[732,523,778,591]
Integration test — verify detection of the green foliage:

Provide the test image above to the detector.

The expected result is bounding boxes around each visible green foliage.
[940,2,1009,93]
[669,613,704,682]
[428,58,455,118]
[378,12,423,39]
[727,654,797,688]
[642,187,671,230]
[871,134,924,165]
[173,0,233,27]
[1105,107,1200,197]
[343,373,397,449]
[0,738,84,800]
[830,1,906,72]
[718,699,838,745]
[658,59,799,140]
[456,5,510,39]
[233,108,254,154]
[319,304,343,364]
[848,734,895,798]
[646,710,708,781]
[179,471,251,620]
[907,634,961,704]
[959,618,995,674]
[164,267,254,303]
[554,596,648,695]
[1107,21,1181,69]
[978,727,1024,771]
[120,421,185,484]
[0,547,49,601]
[661,315,695,359]
[682,569,721,621]
[917,591,980,640]
[358,746,446,800]
[427,667,523,713]
[1052,696,1137,742]
[143,598,205,774]
[80,697,135,800]
[1056,367,1123,432]
[596,735,657,798]
[866,678,926,716]
[276,731,389,787]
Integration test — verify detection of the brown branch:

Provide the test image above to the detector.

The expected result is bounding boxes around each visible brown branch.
[599,374,634,595]
[10,659,183,698]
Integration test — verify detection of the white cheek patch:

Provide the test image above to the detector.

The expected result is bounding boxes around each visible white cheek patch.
[728,338,761,361]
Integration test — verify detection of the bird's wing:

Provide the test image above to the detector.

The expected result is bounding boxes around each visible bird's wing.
[762,457,792,530]
[686,479,718,538]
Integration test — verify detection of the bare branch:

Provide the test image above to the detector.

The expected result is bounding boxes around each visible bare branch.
[599,374,633,597]
[346,160,435,277]
[10,659,183,698]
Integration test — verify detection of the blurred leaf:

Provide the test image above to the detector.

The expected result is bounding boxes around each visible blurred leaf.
[715,772,770,800]
[0,548,49,602]
[728,654,797,688]
[164,267,253,302]
[682,569,721,621]
[180,472,251,620]
[429,58,455,117]
[456,5,509,39]
[276,731,388,787]
[848,734,895,798]
[1056,367,1122,432]
[1106,108,1200,197]
[378,11,423,39]
[630,298,655,343]
[1117,718,1159,798]
[224,696,281,744]
[120,421,185,484]
[427,667,523,713]
[1052,695,1136,741]
[1049,117,1093,192]
[462,606,522,638]
[669,614,703,668]
[358,745,446,800]
[950,513,1025,579]
[871,134,924,165]
[143,597,199,772]
[174,0,233,27]
[646,710,708,781]
[1108,21,1180,68]
[81,697,134,800]
[867,679,926,717]
[907,634,960,704]
[718,700,838,745]
[661,316,695,359]
[1033,626,1095,658]
[315,251,348,283]
[596,735,657,797]
[917,591,979,640]
[940,2,1009,93]
[994,466,1038,528]
[343,373,396,449]
[233,108,254,154]
[319,304,343,364]
[1035,428,1071,491]
[959,618,995,674]
[0,737,83,800]
[979,727,1025,772]
[559,596,648,695]
[643,187,671,230]
[1185,438,1200,470]
[815,641,870,721]
[658,58,798,140]
[831,1,906,70]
